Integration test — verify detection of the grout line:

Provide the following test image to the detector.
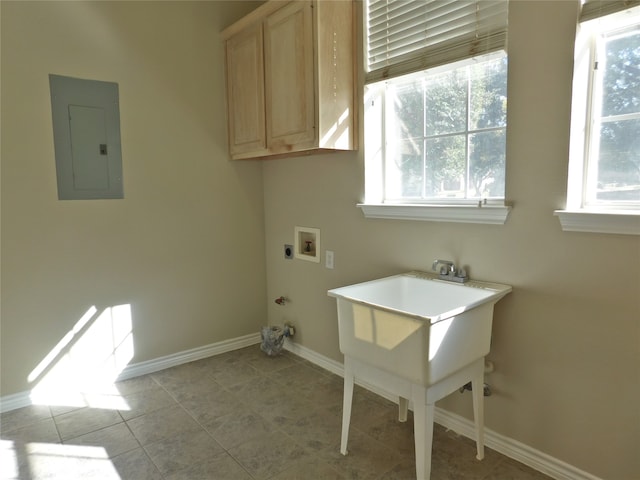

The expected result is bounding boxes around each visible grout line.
[2,344,557,480]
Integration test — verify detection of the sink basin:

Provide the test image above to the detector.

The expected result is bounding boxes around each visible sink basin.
[328,271,512,480]
[328,271,512,385]
[328,271,511,323]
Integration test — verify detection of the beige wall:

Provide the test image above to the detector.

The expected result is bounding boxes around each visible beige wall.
[263,1,639,479]
[1,1,265,394]
[1,1,638,479]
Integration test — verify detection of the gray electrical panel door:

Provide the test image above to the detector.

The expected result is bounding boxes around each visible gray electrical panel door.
[49,74,123,200]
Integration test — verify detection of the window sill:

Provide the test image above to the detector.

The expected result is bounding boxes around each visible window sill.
[554,210,640,235]
[358,203,511,225]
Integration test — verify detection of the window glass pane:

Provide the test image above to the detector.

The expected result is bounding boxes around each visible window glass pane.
[377,53,507,203]
[469,129,506,198]
[602,30,640,118]
[425,135,465,198]
[470,57,508,130]
[392,81,424,140]
[387,139,424,198]
[595,118,640,202]
[425,70,467,135]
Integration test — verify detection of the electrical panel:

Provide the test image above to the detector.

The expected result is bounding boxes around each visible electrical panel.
[49,74,123,200]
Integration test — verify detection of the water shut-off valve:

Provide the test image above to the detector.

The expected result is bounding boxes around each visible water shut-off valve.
[459,382,492,397]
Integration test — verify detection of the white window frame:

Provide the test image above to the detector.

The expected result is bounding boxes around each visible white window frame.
[359,0,511,225]
[555,4,640,235]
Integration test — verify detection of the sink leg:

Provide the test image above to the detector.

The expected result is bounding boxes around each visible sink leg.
[398,397,408,422]
[471,374,485,460]
[340,366,354,455]
[412,387,434,480]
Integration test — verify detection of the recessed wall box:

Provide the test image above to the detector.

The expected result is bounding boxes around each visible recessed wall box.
[49,74,124,200]
[294,226,320,263]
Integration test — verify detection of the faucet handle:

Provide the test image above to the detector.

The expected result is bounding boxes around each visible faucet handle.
[432,259,455,274]
[432,259,469,282]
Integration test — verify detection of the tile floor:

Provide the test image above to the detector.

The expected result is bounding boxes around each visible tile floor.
[1,346,553,479]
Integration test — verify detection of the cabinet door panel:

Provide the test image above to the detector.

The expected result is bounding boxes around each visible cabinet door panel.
[265,1,315,152]
[226,24,266,155]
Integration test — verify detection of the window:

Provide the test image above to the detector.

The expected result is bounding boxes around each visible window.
[360,0,511,224]
[375,53,507,202]
[556,1,640,234]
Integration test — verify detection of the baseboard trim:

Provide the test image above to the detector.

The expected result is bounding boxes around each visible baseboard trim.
[283,340,602,480]
[117,332,261,381]
[0,332,261,413]
[0,391,31,414]
[432,408,603,480]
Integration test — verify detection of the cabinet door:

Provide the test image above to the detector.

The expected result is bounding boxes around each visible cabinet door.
[226,23,266,156]
[264,1,315,153]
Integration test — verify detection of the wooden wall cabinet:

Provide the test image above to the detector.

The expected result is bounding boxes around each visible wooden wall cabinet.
[222,1,356,160]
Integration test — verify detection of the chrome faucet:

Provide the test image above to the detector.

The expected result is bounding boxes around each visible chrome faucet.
[432,259,469,283]
[432,259,455,275]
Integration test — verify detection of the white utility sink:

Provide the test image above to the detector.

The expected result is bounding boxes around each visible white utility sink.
[328,271,512,480]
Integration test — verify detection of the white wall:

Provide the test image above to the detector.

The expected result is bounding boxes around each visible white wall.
[1,1,265,395]
[262,2,640,479]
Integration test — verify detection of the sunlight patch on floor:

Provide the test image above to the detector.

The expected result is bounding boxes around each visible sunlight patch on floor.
[2,440,121,480]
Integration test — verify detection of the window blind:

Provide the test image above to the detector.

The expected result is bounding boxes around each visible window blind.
[365,0,508,83]
[580,0,640,23]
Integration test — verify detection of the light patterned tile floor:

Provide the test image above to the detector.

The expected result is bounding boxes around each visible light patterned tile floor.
[1,346,553,479]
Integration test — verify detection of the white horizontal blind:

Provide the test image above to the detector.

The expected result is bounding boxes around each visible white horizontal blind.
[365,0,508,83]
[580,0,640,22]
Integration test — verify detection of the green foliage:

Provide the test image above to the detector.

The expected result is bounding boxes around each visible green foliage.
[597,29,640,201]
[388,55,507,199]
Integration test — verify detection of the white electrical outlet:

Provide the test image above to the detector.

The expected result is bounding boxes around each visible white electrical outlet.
[325,250,334,269]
